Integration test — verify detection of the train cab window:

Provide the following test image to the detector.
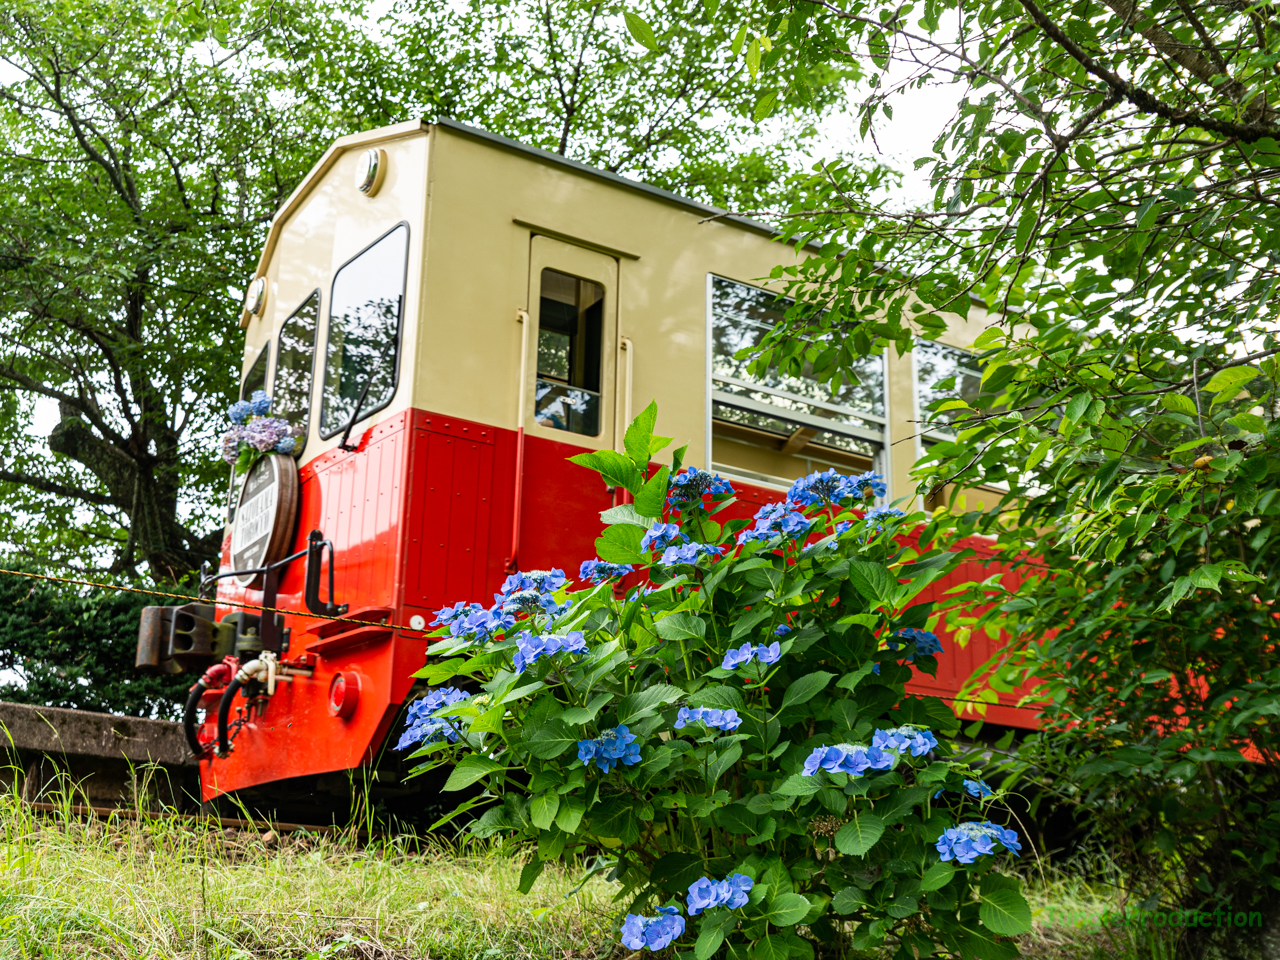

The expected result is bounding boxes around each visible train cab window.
[241,343,269,400]
[709,276,885,486]
[915,340,982,438]
[271,291,319,454]
[535,268,603,437]
[320,224,408,437]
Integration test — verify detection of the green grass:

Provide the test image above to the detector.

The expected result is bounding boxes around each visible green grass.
[0,794,617,959]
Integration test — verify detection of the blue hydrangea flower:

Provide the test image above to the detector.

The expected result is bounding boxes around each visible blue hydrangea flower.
[687,873,753,914]
[850,470,887,499]
[674,706,742,732]
[872,725,939,757]
[754,641,781,665]
[577,725,641,772]
[579,559,634,583]
[737,501,812,544]
[432,600,483,629]
[667,467,734,506]
[658,542,722,568]
[249,389,272,416]
[965,778,994,797]
[497,569,567,600]
[641,522,686,554]
[787,468,854,506]
[890,628,943,658]
[720,642,755,670]
[274,436,297,455]
[801,742,896,777]
[863,505,906,530]
[774,624,791,636]
[395,686,473,749]
[512,630,589,673]
[936,821,1021,863]
[227,400,253,425]
[620,906,685,951]
[834,520,853,535]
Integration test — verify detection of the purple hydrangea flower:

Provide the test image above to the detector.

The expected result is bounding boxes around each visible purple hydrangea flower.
[737,501,812,544]
[667,467,734,506]
[221,426,245,465]
[936,821,1021,863]
[687,873,752,915]
[872,725,939,757]
[641,522,686,553]
[395,686,473,749]
[658,542,722,568]
[787,468,853,506]
[579,559,633,583]
[801,743,896,777]
[620,905,685,951]
[577,725,641,773]
[674,706,742,732]
[720,642,756,670]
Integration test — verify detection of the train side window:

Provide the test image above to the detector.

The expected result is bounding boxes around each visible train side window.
[241,343,269,400]
[320,224,409,437]
[272,290,320,454]
[535,268,603,437]
[914,340,982,438]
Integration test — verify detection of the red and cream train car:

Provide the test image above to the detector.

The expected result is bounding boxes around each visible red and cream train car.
[136,119,1029,815]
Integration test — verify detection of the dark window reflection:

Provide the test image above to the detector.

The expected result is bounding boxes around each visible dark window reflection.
[273,291,319,455]
[915,340,983,433]
[241,343,269,401]
[536,268,603,437]
[321,225,408,436]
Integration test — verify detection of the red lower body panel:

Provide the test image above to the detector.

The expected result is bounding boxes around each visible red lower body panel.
[205,408,1034,800]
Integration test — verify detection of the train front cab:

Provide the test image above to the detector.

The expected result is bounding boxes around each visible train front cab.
[177,118,1029,811]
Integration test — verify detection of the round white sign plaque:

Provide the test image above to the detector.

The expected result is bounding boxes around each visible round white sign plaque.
[231,454,299,587]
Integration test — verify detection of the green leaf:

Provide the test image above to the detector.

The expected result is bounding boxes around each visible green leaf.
[1160,393,1198,416]
[1064,393,1091,423]
[518,858,544,894]
[780,671,835,709]
[745,37,761,79]
[753,91,778,122]
[655,611,706,641]
[526,720,577,759]
[846,561,893,602]
[979,878,1032,936]
[599,504,649,526]
[530,792,560,830]
[774,774,823,797]
[763,892,812,927]
[500,680,545,705]
[616,683,682,724]
[695,918,727,960]
[730,22,748,56]
[560,692,612,725]
[411,659,466,683]
[596,522,645,564]
[831,885,867,914]
[750,934,789,960]
[731,604,773,640]
[836,661,875,692]
[568,449,643,492]
[1204,365,1259,401]
[1229,412,1267,433]
[555,796,586,834]
[623,11,661,52]
[834,811,884,856]
[920,860,956,891]
[624,399,658,464]
[633,464,670,518]
[443,755,504,791]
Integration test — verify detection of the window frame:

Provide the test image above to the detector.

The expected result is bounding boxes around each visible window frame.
[533,266,606,439]
[317,221,411,440]
[706,273,888,461]
[270,287,322,458]
[913,339,984,443]
[240,342,271,401]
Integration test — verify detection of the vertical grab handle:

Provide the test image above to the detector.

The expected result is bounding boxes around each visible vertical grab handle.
[305,530,348,617]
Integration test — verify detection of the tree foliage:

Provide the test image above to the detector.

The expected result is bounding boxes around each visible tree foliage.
[696,0,1280,945]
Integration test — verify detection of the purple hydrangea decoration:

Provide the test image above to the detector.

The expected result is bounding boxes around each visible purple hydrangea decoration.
[221,427,245,465]
[242,416,291,452]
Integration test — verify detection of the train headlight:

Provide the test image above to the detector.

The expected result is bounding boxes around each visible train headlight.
[243,276,267,316]
[354,147,386,197]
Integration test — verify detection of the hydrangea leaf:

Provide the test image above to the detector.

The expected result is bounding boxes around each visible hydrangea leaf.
[633,464,670,518]
[831,885,867,914]
[978,875,1032,935]
[654,611,706,641]
[525,719,576,759]
[599,504,649,526]
[616,683,683,724]
[442,755,505,791]
[761,892,812,927]
[780,671,835,709]
[517,858,544,895]
[846,561,893,602]
[834,811,885,856]
[595,523,645,564]
[623,398,659,464]
[568,449,643,492]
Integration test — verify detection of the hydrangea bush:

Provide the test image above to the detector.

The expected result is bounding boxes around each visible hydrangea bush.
[401,403,1031,958]
[221,390,300,474]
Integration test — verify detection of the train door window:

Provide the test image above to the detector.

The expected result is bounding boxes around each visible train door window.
[708,275,886,487]
[915,340,982,439]
[320,224,408,437]
[535,268,603,437]
[241,343,269,400]
[271,291,319,454]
